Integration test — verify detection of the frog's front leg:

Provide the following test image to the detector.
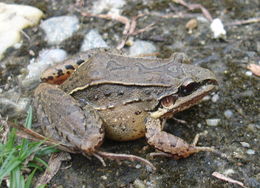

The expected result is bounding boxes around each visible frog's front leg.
[145,117,214,159]
[34,83,105,154]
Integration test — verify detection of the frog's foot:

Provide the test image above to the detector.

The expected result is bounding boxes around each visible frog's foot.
[145,117,214,159]
[93,151,156,170]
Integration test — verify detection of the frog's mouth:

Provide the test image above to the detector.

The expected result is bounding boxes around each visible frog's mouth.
[150,79,218,118]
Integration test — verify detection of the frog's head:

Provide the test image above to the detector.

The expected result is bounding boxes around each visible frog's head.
[150,65,218,118]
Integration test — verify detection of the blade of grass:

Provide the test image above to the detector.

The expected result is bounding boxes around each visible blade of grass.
[33,157,49,168]
[5,128,16,150]
[24,106,33,129]
[0,149,17,180]
[10,167,25,188]
[27,163,44,171]
[0,107,58,186]
[0,158,21,182]
[25,168,37,188]
[37,146,59,156]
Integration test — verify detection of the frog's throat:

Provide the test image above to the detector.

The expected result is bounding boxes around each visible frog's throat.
[150,84,216,118]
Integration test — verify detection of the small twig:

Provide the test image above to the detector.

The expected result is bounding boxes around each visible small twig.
[150,152,173,158]
[81,12,156,49]
[173,0,213,21]
[96,151,156,170]
[81,12,130,34]
[36,152,71,187]
[93,153,106,166]
[128,13,146,34]
[212,172,247,188]
[172,117,187,124]
[116,36,128,50]
[151,11,200,19]
[132,23,155,35]
[226,17,260,26]
[21,30,31,41]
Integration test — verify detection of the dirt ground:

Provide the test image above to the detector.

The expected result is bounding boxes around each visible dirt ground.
[0,0,259,187]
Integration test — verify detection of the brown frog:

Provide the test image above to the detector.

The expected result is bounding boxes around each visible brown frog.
[35,48,218,167]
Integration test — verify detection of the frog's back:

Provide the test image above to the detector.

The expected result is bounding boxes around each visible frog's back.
[61,52,181,93]
[60,52,215,94]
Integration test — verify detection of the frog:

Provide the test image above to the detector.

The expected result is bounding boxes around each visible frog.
[34,48,218,167]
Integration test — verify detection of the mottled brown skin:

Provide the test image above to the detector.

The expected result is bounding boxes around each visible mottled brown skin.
[35,48,217,159]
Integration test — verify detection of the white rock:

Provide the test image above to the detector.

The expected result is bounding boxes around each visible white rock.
[245,71,253,76]
[135,164,141,169]
[202,95,211,101]
[224,110,233,119]
[100,175,107,180]
[133,179,146,188]
[211,94,219,103]
[129,40,157,56]
[246,149,255,155]
[210,18,226,39]
[23,49,67,86]
[92,0,126,15]
[206,118,221,126]
[40,16,79,45]
[80,30,108,51]
[240,142,250,148]
[0,3,43,60]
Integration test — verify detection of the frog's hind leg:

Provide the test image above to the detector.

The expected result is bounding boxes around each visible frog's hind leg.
[34,83,105,154]
[145,117,214,159]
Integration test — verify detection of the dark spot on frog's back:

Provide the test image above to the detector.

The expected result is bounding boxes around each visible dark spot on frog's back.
[65,64,75,70]
[57,69,64,77]
[76,59,84,65]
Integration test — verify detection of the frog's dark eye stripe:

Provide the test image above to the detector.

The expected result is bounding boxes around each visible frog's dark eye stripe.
[178,79,217,97]
[65,64,75,70]
[178,82,199,96]
[76,59,84,65]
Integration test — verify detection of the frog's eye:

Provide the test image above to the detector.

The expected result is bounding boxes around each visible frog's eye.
[161,95,178,107]
[178,82,199,96]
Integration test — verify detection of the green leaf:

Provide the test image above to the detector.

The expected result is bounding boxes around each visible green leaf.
[10,167,25,188]
[24,106,33,129]
[0,159,20,182]
[0,106,58,186]
[27,163,44,171]
[33,157,48,168]
[25,168,37,188]
[37,146,59,156]
[5,128,16,149]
